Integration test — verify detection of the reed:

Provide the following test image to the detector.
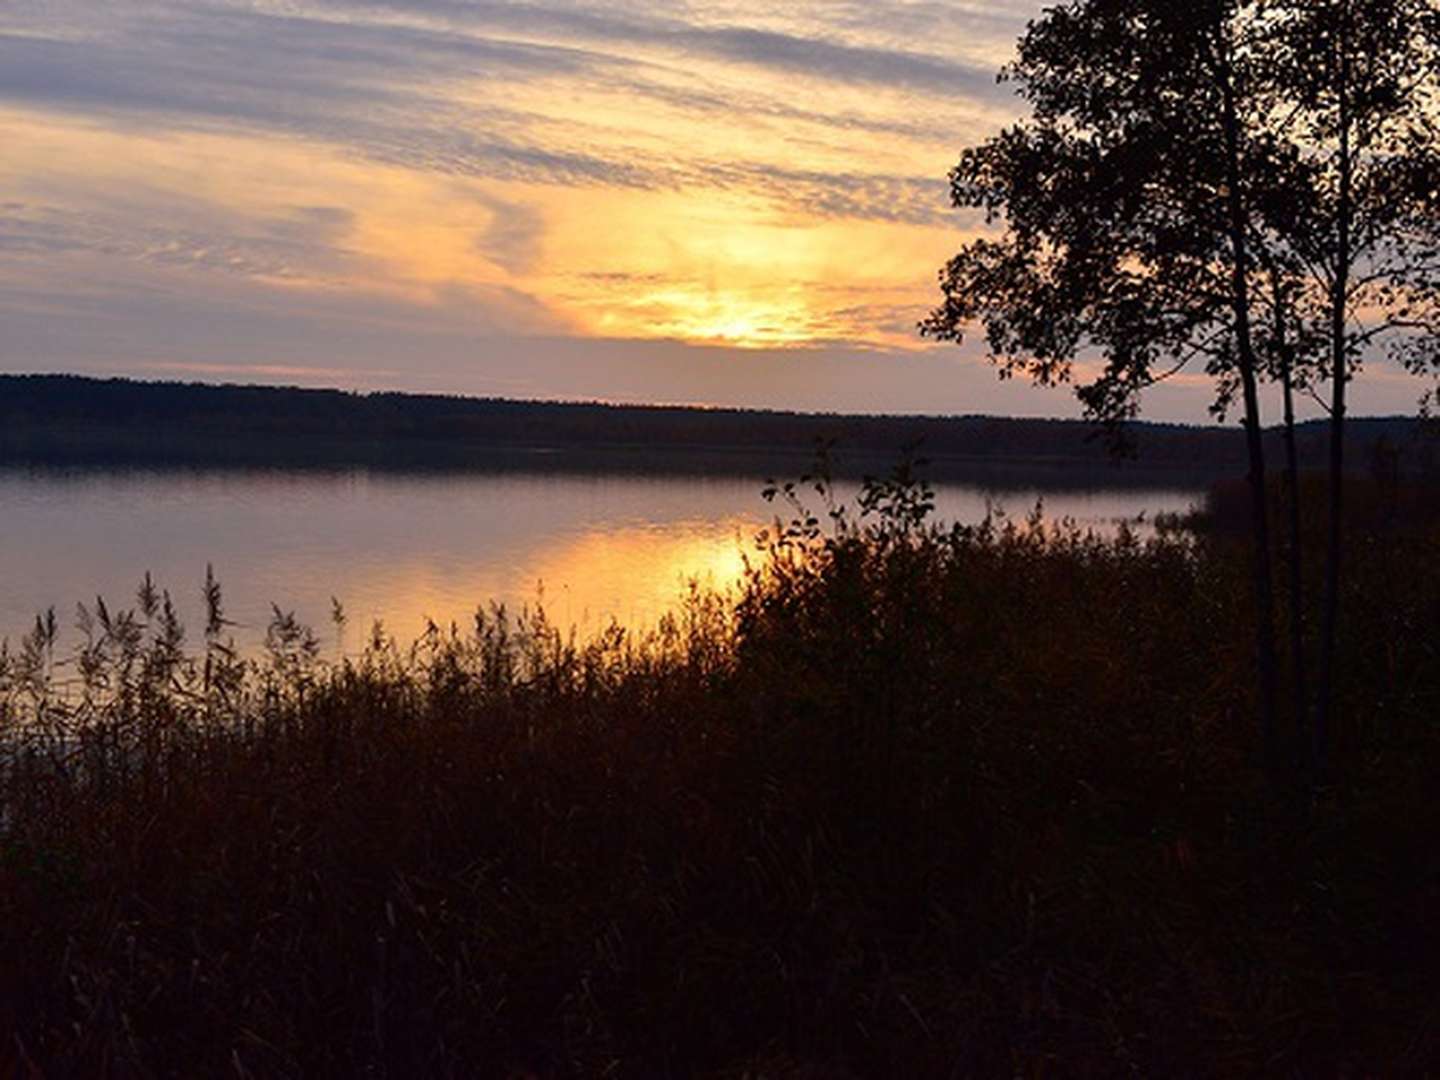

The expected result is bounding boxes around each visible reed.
[2,469,1438,1075]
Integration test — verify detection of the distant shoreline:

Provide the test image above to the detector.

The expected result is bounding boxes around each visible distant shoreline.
[3,373,1434,483]
[0,427,1229,489]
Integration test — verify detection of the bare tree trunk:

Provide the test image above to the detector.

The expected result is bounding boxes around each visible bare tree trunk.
[1316,14,1352,782]
[1276,291,1310,773]
[1217,37,1281,776]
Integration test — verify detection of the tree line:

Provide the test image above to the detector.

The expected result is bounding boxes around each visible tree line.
[1,374,1432,477]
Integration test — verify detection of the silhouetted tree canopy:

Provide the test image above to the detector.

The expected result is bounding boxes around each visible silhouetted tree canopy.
[925,1,1302,423]
[923,0,1440,781]
[923,0,1304,763]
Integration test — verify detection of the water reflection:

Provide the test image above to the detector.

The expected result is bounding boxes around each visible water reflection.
[307,517,758,648]
[0,465,1205,652]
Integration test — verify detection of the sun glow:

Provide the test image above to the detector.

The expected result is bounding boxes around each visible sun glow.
[608,289,818,347]
[0,0,1036,402]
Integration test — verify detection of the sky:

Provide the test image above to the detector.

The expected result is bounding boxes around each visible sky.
[0,0,1428,421]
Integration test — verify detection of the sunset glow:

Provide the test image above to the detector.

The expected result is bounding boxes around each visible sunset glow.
[0,1,1057,411]
[0,1,1422,418]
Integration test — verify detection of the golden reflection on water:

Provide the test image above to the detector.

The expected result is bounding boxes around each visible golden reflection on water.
[337,518,757,646]
[0,468,777,657]
[0,467,1207,659]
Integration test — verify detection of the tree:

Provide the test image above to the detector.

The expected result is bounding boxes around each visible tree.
[921,0,1295,769]
[1260,0,1440,774]
[925,0,1440,780]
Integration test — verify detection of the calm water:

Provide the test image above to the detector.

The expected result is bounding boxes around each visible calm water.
[0,464,1206,652]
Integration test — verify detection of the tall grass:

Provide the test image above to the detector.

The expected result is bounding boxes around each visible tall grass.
[2,466,1439,1075]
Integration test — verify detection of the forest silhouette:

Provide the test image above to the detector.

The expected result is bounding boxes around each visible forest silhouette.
[3,373,1434,479]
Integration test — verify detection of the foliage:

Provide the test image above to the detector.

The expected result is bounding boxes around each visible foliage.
[923,0,1268,426]
[1266,0,1440,388]
[922,0,1440,423]
[921,0,1440,783]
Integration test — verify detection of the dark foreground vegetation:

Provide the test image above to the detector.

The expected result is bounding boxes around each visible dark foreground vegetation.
[3,469,1440,1076]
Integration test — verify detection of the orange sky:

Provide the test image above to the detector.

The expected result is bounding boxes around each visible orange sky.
[0,1,1426,419]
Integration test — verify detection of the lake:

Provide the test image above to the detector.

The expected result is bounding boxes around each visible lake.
[0,461,1208,654]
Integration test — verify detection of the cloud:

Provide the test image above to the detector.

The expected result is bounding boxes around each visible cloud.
[475,196,546,275]
[351,123,666,188]
[0,251,573,375]
[0,2,1008,224]
[663,25,1002,97]
[301,0,1016,98]
[0,0,1083,415]
[0,16,605,129]
[139,360,400,383]
[707,163,953,225]
[0,200,357,281]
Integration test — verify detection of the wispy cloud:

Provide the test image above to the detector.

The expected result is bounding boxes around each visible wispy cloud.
[295,0,1020,95]
[0,199,357,281]
[5,0,1173,418]
[475,195,546,275]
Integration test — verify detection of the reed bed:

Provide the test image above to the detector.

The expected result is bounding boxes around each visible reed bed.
[2,471,1439,1076]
